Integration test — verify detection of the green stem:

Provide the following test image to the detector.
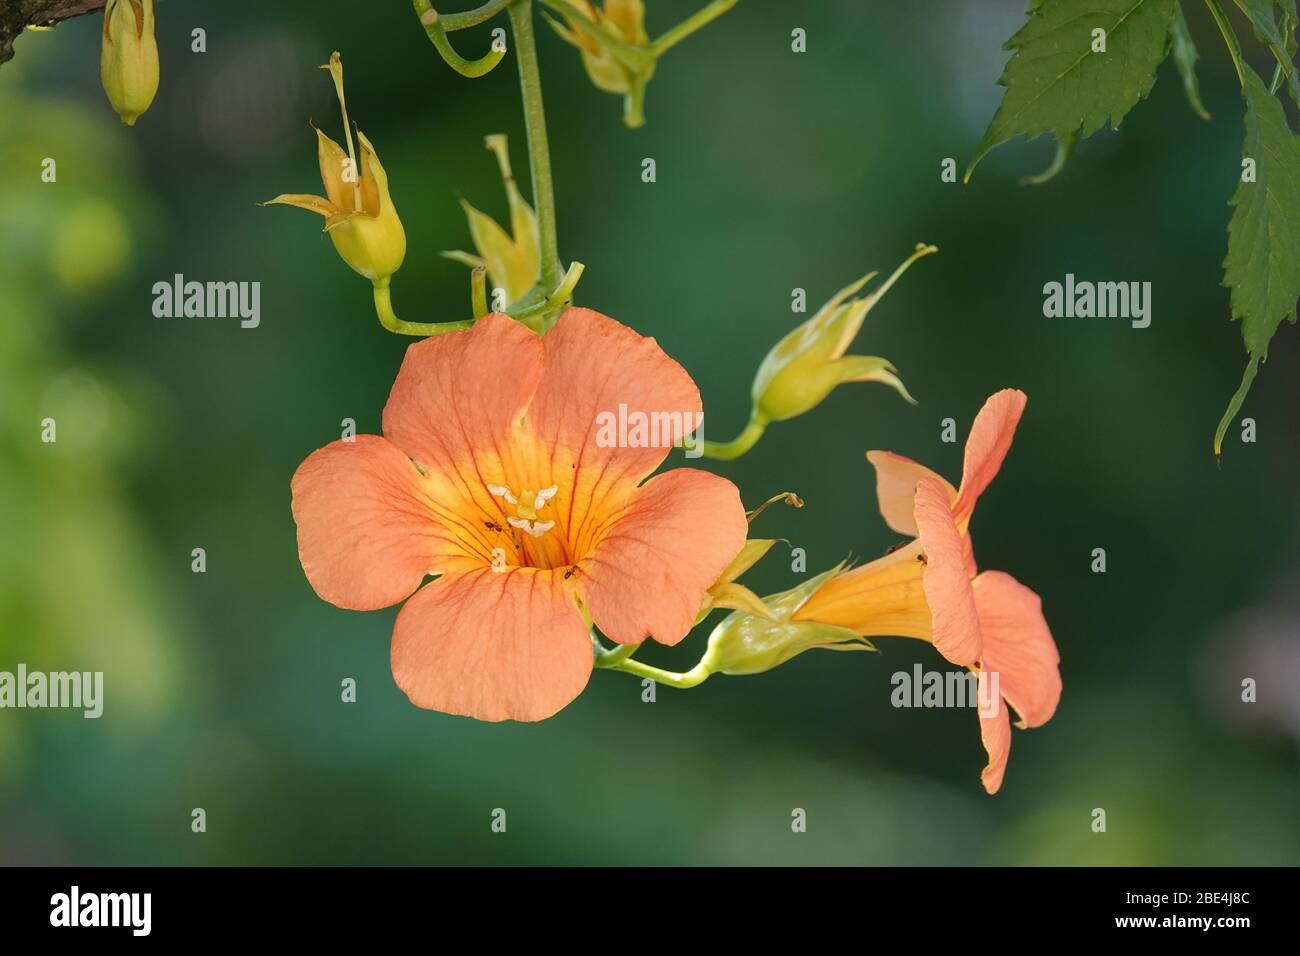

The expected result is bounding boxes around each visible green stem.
[1205,0,1246,86]
[595,654,711,689]
[593,639,640,666]
[697,414,767,460]
[413,0,508,77]
[373,280,474,336]
[1230,0,1297,96]
[1213,354,1259,462]
[471,266,489,317]
[650,0,739,58]
[437,0,514,31]
[508,1,562,289]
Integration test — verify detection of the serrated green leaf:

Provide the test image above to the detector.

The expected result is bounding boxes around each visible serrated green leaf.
[1233,0,1300,104]
[966,0,1179,182]
[1224,68,1300,355]
[1215,65,1300,456]
[1170,2,1211,119]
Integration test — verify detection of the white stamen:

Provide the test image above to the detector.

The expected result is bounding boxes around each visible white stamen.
[487,484,518,505]
[533,485,558,509]
[507,516,556,539]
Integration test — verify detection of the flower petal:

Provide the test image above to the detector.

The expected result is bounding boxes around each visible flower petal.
[316,128,354,213]
[529,308,703,556]
[382,312,544,543]
[356,130,387,219]
[390,567,592,722]
[579,469,747,646]
[264,193,337,219]
[954,389,1026,524]
[914,477,982,666]
[978,700,1011,794]
[384,312,542,467]
[866,450,954,536]
[972,570,1061,729]
[790,541,932,640]
[291,435,472,611]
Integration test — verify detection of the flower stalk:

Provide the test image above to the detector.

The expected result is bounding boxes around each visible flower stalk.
[507,0,563,291]
[593,646,712,688]
[374,280,475,336]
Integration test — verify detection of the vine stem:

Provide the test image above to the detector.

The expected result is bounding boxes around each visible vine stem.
[437,0,514,31]
[1204,0,1246,86]
[412,1,507,78]
[507,0,562,290]
[591,634,711,688]
[595,653,712,689]
[698,415,766,460]
[592,638,639,666]
[650,0,739,57]
[373,281,474,336]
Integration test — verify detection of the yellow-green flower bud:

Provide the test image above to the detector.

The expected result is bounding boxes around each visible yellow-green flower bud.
[264,53,407,284]
[699,566,872,677]
[443,135,540,308]
[545,0,655,127]
[697,538,780,623]
[750,244,937,425]
[100,0,159,127]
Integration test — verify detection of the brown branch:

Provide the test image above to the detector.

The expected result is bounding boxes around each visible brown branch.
[0,0,139,66]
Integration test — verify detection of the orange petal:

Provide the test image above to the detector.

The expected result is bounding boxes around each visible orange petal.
[978,698,1011,794]
[866,450,954,536]
[290,435,473,611]
[390,567,592,721]
[953,389,1026,525]
[529,308,703,556]
[579,469,747,646]
[972,570,1061,729]
[914,477,981,666]
[791,541,932,640]
[381,312,544,533]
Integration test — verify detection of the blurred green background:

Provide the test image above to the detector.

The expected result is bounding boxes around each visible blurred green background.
[1,0,1297,865]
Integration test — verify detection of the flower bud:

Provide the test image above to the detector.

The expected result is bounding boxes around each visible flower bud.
[545,0,655,127]
[100,0,159,127]
[750,244,937,425]
[697,538,779,622]
[699,566,872,677]
[324,129,407,282]
[264,53,406,283]
[443,135,540,307]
